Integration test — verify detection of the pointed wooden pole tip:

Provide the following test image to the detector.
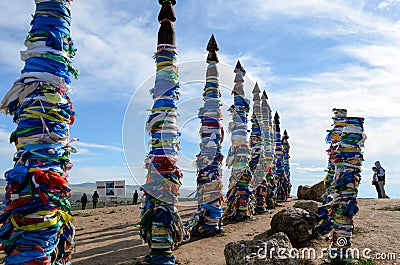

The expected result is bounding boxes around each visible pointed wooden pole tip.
[283,129,289,139]
[252,82,261,93]
[235,60,242,70]
[207,34,219,51]
[159,0,176,6]
[234,60,246,75]
[261,93,267,101]
[262,90,268,100]
[157,0,176,45]
[206,35,219,63]
[158,2,176,22]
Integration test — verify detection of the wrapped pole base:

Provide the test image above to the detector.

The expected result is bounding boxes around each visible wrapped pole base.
[224,169,254,220]
[254,182,268,213]
[141,196,184,265]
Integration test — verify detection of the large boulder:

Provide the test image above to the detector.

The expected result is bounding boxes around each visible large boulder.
[296,181,324,203]
[269,207,318,247]
[224,232,299,265]
[296,185,310,199]
[293,200,322,215]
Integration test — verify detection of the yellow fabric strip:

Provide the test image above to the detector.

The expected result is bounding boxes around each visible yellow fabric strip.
[11,210,74,231]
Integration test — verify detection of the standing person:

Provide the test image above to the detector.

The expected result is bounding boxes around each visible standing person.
[372,167,382,198]
[375,161,389,198]
[92,191,99,209]
[81,193,88,210]
[133,190,139,205]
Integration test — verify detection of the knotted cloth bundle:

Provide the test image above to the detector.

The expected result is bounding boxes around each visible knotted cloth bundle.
[315,109,347,235]
[224,61,254,221]
[328,117,366,262]
[139,1,185,264]
[0,1,77,264]
[184,35,224,237]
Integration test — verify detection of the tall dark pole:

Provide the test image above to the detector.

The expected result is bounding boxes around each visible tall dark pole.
[315,109,347,235]
[282,129,292,198]
[249,83,263,186]
[185,35,224,236]
[249,83,268,213]
[273,112,287,201]
[0,1,77,264]
[261,91,276,208]
[328,117,366,262]
[224,61,254,220]
[140,1,184,264]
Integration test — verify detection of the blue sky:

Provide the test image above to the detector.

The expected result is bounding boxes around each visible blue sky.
[1,0,400,198]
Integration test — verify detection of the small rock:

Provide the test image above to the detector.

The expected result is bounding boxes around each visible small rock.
[269,207,318,247]
[224,232,300,265]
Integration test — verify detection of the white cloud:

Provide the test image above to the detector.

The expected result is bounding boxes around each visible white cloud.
[71,1,156,101]
[0,128,16,177]
[69,165,132,184]
[0,128,14,156]
[294,166,326,173]
[376,0,400,9]
[74,141,123,153]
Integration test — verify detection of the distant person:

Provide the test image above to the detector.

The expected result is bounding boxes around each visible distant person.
[133,190,139,205]
[375,161,389,198]
[371,167,382,198]
[81,193,88,210]
[92,191,99,209]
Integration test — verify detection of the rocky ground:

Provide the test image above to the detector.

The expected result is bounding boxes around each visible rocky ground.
[70,198,400,265]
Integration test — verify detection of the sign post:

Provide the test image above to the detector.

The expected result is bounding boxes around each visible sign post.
[96,180,126,207]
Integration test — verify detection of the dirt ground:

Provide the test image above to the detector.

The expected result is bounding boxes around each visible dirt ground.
[71,198,400,265]
[0,198,398,264]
